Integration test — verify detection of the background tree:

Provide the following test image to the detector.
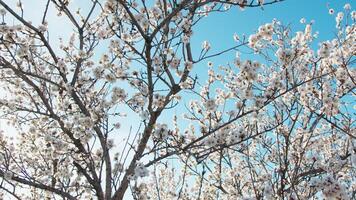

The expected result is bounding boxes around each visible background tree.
[0,0,355,199]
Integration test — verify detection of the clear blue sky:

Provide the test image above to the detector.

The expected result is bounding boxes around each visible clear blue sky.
[190,0,354,64]
[194,0,354,45]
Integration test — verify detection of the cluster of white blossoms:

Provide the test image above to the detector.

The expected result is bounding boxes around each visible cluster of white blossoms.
[275,47,295,64]
[3,171,13,180]
[184,61,193,71]
[134,13,150,30]
[152,94,166,109]
[132,162,149,180]
[229,127,247,144]
[152,56,164,74]
[160,3,356,200]
[310,175,350,199]
[16,45,30,58]
[202,121,251,147]
[0,0,354,199]
[180,17,193,44]
[237,60,260,83]
[111,87,127,103]
[154,123,170,140]
[248,22,274,50]
[128,93,146,111]
[321,82,339,116]
[318,41,332,58]
[168,57,180,70]
[203,98,217,112]
[231,58,261,100]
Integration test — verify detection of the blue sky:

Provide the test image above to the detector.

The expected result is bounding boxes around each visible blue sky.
[187,0,355,70]
[193,0,354,48]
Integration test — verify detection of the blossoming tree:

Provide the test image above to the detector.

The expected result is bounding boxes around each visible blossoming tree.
[0,0,355,199]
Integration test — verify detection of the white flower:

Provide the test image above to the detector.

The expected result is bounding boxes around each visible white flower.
[111,87,126,102]
[185,61,193,71]
[201,40,210,51]
[204,99,217,111]
[38,24,47,32]
[93,67,103,78]
[4,171,13,180]
[263,184,273,200]
[207,61,213,67]
[0,8,6,16]
[337,12,344,20]
[233,33,240,41]
[204,136,217,147]
[139,110,149,121]
[78,50,86,58]
[134,163,149,178]
[73,131,81,139]
[336,12,344,27]
[154,123,169,140]
[179,79,193,89]
[329,8,334,15]
[275,48,284,60]
[113,123,121,129]
[344,3,351,10]
[248,34,258,48]
[170,57,180,69]
[105,73,116,83]
[98,29,107,39]
[229,128,245,144]
[300,18,306,24]
[305,24,312,37]
[153,94,165,108]
[318,42,331,58]
[17,46,29,58]
[153,56,162,66]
